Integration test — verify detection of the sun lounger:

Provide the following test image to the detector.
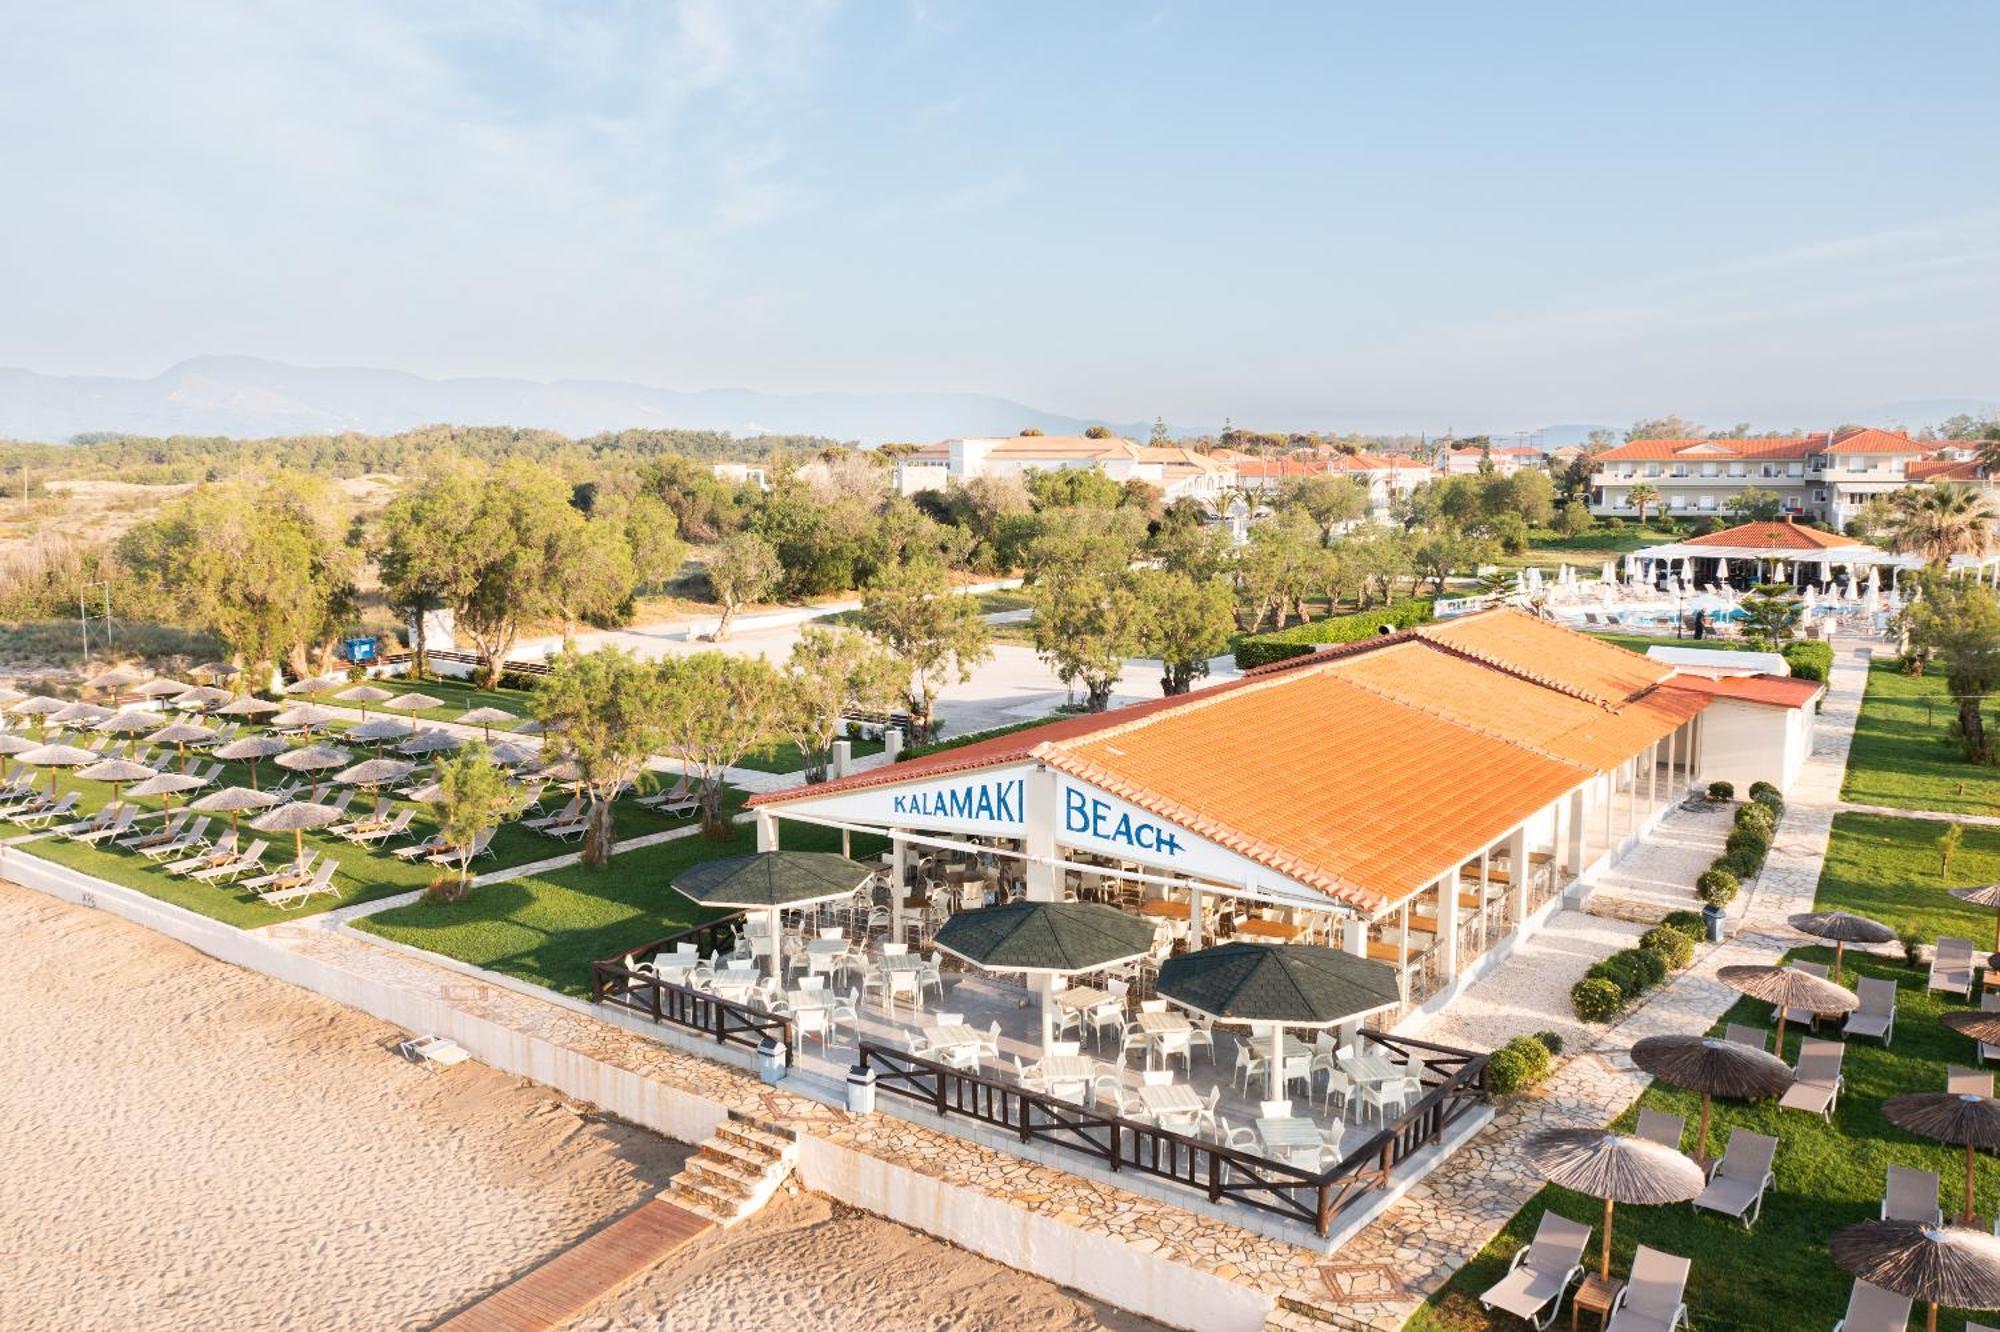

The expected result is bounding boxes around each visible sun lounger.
[164,838,242,877]
[1930,936,1976,998]
[1779,1038,1845,1120]
[1636,1108,1684,1153]
[13,794,78,828]
[240,851,318,892]
[521,796,581,831]
[426,827,494,865]
[144,818,217,862]
[1881,1165,1942,1225]
[541,815,589,842]
[119,813,187,851]
[1833,1279,1912,1332]
[1603,1245,1691,1332]
[53,803,129,841]
[1691,1129,1777,1228]
[1949,1065,1994,1096]
[69,805,137,844]
[398,1034,471,1072]
[392,835,448,862]
[191,840,270,884]
[258,860,339,908]
[1978,992,2000,1066]
[1844,977,1897,1045]
[343,809,414,846]
[1478,1209,1590,1329]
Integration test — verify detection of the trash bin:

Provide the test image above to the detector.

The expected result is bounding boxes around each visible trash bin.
[757,1035,787,1084]
[846,1064,876,1114]
[1701,903,1726,943]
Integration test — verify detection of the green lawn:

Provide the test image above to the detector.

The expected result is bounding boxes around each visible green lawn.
[1411,814,2000,1331]
[1410,950,1997,1332]
[735,734,887,775]
[0,737,698,928]
[356,818,887,996]
[300,675,535,725]
[1843,660,2000,817]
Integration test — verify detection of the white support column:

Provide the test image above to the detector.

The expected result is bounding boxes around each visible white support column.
[1437,873,1458,982]
[1646,740,1659,814]
[1187,883,1203,952]
[1023,765,1061,1051]
[890,834,909,943]
[1508,823,1529,924]
[1340,916,1368,1051]
[1477,849,1491,954]
[756,810,778,852]
[1569,787,1587,876]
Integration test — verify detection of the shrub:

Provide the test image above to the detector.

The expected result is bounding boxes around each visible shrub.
[1233,599,1437,670]
[1721,844,1766,879]
[1641,925,1695,970]
[1484,1034,1556,1095]
[1696,868,1740,906]
[1751,787,1786,819]
[1747,780,1780,802]
[1735,802,1776,836]
[1662,909,1708,939]
[1532,1030,1565,1057]
[1781,641,1833,683]
[1572,977,1625,1022]
[1727,825,1773,861]
[1899,928,1926,968]
[1588,947,1668,999]
[1707,780,1735,801]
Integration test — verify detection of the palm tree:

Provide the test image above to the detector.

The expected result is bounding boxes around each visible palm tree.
[1886,482,1997,568]
[1626,483,1662,526]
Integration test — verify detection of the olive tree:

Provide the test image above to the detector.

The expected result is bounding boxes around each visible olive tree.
[529,647,666,865]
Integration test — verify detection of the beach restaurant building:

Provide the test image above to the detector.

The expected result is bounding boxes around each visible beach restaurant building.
[750,610,1822,1031]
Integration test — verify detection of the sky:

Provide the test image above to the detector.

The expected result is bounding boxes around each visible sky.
[4,1,2000,434]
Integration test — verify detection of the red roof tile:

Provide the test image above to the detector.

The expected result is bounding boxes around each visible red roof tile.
[1681,520,1861,552]
[1596,436,1819,462]
[1822,427,1930,456]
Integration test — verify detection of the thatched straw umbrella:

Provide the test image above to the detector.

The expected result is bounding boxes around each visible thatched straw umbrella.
[129,678,192,702]
[269,703,337,738]
[1885,1093,2000,1224]
[383,691,444,715]
[1521,1127,1707,1279]
[335,684,395,718]
[84,665,149,700]
[77,757,158,808]
[94,709,168,737]
[213,696,282,721]
[273,743,353,800]
[18,743,103,795]
[488,739,539,768]
[146,721,217,772]
[1942,1010,2000,1049]
[248,800,344,865]
[1950,886,2000,952]
[1628,1033,1795,1163]
[1716,963,1858,1062]
[49,701,112,728]
[189,662,240,685]
[457,706,516,741]
[345,715,416,751]
[7,696,67,737]
[286,674,345,696]
[333,757,414,821]
[1829,1218,2000,1332]
[0,730,36,780]
[214,734,290,789]
[190,785,279,839]
[171,685,235,712]
[126,771,206,816]
[512,718,548,736]
[1790,911,1897,984]
[398,729,461,758]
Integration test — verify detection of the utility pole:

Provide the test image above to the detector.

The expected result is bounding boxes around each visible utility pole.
[78,580,112,668]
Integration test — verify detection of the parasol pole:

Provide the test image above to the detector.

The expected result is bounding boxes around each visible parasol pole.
[1601,1196,1616,1279]
[1969,1141,1980,1226]
[1775,1003,1790,1064]
[1696,1092,1714,1162]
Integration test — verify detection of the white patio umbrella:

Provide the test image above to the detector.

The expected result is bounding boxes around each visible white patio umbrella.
[1601,561,1616,584]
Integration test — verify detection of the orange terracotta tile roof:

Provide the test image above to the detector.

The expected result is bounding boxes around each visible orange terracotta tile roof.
[1681,520,1862,552]
[1414,609,1672,705]
[1661,673,1823,709]
[756,610,1714,916]
[1910,458,1986,482]
[1596,436,1819,462]
[1234,457,1332,479]
[1823,426,1929,455]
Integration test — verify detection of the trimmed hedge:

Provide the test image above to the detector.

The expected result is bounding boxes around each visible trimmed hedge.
[1571,977,1625,1022]
[1735,802,1776,836]
[1707,780,1735,801]
[1233,599,1436,670]
[1696,868,1740,906]
[1484,1033,1556,1096]
[1661,909,1708,940]
[1782,641,1834,683]
[1641,925,1695,970]
[1588,946,1669,999]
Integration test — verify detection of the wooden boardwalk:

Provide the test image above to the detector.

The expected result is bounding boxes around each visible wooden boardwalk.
[435,1198,711,1332]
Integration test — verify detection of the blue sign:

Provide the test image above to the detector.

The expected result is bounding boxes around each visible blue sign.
[342,636,378,663]
[1064,788,1183,857]
[891,777,1024,824]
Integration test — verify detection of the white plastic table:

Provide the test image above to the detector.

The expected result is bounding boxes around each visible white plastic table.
[1138,1082,1202,1120]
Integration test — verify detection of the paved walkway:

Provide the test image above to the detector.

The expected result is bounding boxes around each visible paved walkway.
[1288,639,1870,1329]
[436,1198,711,1332]
[1844,802,2000,827]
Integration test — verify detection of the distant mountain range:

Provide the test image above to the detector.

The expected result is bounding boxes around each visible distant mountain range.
[0,356,1148,446]
[0,356,1989,449]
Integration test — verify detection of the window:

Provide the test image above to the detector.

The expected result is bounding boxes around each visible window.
[1670,465,1688,478]
[1698,495,1717,511]
[1727,464,1746,478]
[1847,457,1864,473]
[1787,462,1804,477]
[1669,495,1686,510]
[1760,464,1778,478]
[1644,463,1661,477]
[1701,462,1719,477]
[1814,489,1827,502]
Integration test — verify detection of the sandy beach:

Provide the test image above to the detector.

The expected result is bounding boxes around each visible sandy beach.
[0,882,1161,1331]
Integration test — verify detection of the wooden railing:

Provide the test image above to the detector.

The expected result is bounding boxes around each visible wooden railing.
[859,1028,1487,1237]
[589,913,793,1064]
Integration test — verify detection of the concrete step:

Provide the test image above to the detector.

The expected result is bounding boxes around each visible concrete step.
[668,1176,748,1219]
[716,1120,794,1157]
[725,1108,797,1142]
[698,1134,782,1171]
[686,1156,762,1194]
[1582,893,1682,925]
